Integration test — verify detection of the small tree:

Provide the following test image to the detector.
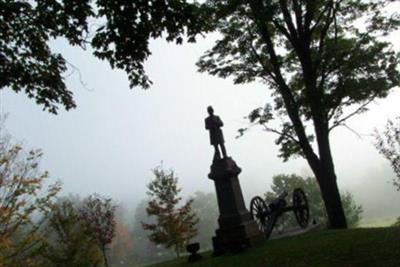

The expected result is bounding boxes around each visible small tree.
[80,194,117,267]
[42,198,103,267]
[142,166,198,258]
[374,117,400,191]
[265,174,363,228]
[0,134,61,266]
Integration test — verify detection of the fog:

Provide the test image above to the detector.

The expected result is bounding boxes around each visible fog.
[2,33,400,223]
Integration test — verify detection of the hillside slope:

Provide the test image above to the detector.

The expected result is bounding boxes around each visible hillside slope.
[148,227,400,267]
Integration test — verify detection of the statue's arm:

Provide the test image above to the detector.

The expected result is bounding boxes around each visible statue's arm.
[205,119,210,130]
[217,117,223,127]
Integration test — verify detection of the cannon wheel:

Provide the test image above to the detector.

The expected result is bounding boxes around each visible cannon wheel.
[292,188,310,228]
[250,196,274,239]
[250,196,268,232]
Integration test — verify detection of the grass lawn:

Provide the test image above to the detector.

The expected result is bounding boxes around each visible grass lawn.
[148,227,400,267]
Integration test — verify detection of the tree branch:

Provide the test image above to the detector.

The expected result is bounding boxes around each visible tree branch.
[292,0,304,35]
[262,125,300,144]
[329,97,376,131]
[248,0,321,169]
[278,0,298,39]
[244,20,277,83]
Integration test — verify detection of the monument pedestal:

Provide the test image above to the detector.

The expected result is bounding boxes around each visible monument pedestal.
[209,157,264,254]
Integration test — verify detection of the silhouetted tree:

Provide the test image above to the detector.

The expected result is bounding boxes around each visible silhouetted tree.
[0,0,206,113]
[142,166,198,258]
[265,174,363,228]
[375,117,400,191]
[199,0,400,229]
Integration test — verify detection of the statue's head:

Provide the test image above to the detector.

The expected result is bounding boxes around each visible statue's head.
[207,106,214,115]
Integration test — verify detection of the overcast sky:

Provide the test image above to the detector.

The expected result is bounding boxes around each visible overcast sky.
[2,24,400,220]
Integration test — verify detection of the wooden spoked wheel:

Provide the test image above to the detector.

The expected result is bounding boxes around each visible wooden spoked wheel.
[292,188,310,228]
[250,196,268,232]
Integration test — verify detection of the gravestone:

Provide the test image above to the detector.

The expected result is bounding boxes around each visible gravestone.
[205,106,264,254]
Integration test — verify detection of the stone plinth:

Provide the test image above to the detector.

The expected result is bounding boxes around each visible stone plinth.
[208,157,264,254]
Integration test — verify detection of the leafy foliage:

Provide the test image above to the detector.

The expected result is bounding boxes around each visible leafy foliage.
[41,198,103,267]
[0,0,93,113]
[374,117,400,190]
[80,194,117,267]
[0,0,209,113]
[143,166,198,258]
[197,0,400,161]
[0,133,61,266]
[264,174,363,228]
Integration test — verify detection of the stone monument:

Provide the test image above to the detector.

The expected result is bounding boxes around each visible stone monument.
[205,106,264,254]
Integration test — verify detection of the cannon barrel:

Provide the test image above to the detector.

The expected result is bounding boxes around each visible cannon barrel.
[277,191,288,200]
[268,191,288,210]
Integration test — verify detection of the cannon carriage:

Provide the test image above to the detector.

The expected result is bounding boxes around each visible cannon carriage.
[250,188,310,239]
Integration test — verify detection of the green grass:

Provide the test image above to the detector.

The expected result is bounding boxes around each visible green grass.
[149,227,400,267]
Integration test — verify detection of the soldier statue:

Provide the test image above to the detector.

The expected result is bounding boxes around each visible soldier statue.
[205,106,227,161]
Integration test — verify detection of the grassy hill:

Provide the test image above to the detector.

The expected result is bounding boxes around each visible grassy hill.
[148,227,400,267]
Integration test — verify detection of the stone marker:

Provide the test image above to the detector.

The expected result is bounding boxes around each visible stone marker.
[205,106,264,254]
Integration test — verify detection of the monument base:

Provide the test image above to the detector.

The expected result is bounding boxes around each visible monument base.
[209,157,264,254]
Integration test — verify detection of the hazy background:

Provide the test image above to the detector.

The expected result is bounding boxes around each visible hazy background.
[1,32,400,222]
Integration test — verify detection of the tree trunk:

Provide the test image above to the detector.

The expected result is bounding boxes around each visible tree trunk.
[315,162,347,229]
[175,244,180,258]
[102,246,109,267]
[312,120,348,229]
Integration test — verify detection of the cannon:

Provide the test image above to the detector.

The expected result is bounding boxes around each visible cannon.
[249,188,309,239]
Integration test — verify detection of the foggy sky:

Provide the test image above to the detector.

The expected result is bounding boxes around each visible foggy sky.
[2,28,400,221]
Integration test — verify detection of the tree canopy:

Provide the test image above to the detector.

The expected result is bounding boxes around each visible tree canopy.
[0,0,207,113]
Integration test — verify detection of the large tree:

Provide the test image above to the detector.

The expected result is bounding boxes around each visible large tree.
[2,1,400,228]
[197,0,400,229]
